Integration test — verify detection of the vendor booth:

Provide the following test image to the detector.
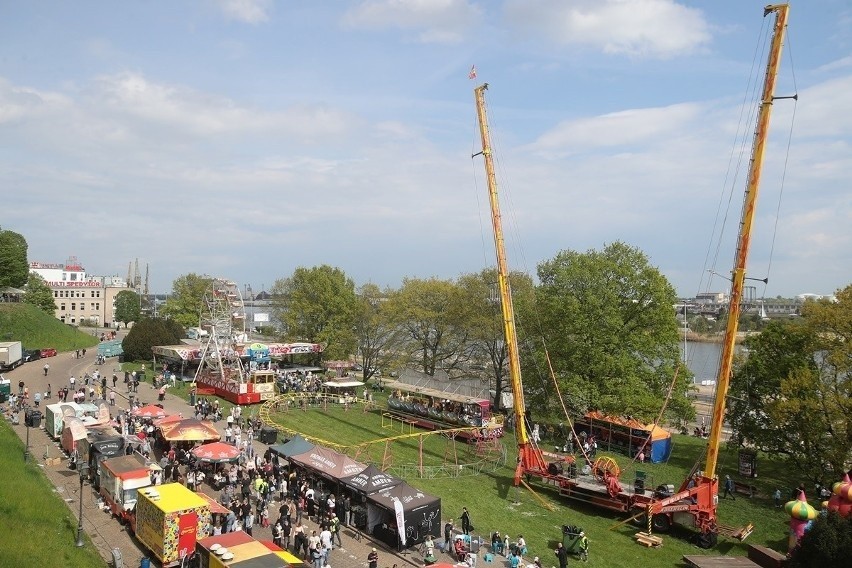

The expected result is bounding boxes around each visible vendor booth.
[340,464,403,496]
[573,411,672,463]
[364,482,441,549]
[268,434,314,458]
[288,446,367,482]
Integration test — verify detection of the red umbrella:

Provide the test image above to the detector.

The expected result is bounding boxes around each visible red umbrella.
[160,418,221,442]
[154,414,183,427]
[132,404,167,419]
[191,441,240,463]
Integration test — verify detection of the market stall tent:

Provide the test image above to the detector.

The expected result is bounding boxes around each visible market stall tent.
[268,434,314,458]
[364,481,441,548]
[288,445,367,482]
[339,464,403,496]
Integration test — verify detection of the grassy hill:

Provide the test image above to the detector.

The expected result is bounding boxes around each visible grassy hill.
[0,303,98,351]
[0,421,104,567]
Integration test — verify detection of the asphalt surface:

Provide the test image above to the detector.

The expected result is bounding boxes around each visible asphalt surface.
[4,335,464,568]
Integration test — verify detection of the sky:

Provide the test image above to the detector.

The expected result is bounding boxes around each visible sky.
[1,0,850,299]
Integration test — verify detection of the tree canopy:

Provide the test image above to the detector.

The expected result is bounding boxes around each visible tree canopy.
[788,512,852,568]
[23,272,56,314]
[270,265,357,361]
[159,273,213,329]
[122,317,184,362]
[531,241,693,424]
[0,227,29,289]
[353,283,406,381]
[728,284,852,483]
[114,290,142,328]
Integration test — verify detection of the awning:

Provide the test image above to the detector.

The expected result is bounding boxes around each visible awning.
[322,380,364,388]
[268,434,314,458]
[289,446,366,480]
[339,464,403,495]
[159,418,221,442]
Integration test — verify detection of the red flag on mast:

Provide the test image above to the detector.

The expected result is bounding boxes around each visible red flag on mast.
[468,65,477,80]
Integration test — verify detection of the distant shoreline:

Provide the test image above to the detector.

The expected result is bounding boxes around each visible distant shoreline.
[683,331,753,344]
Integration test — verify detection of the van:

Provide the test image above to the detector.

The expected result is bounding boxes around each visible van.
[186,328,209,340]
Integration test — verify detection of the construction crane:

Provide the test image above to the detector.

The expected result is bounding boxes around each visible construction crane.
[472,3,790,549]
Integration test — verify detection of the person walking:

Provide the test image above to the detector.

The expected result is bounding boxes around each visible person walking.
[444,519,454,551]
[554,543,568,568]
[461,507,471,535]
[723,475,736,500]
[43,363,49,376]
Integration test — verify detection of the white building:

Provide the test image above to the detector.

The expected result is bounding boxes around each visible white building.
[29,257,131,327]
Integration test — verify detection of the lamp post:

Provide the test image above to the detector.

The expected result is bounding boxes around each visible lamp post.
[76,456,89,547]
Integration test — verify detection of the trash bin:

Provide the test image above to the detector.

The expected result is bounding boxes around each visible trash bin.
[111,547,123,568]
[25,409,42,428]
[260,426,277,444]
[562,525,583,552]
[140,558,150,568]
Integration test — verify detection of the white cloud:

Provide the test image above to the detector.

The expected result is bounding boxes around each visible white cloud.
[503,0,712,58]
[529,102,702,155]
[218,0,271,24]
[343,0,483,44]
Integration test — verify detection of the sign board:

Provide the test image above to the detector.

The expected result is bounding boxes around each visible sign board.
[253,313,270,322]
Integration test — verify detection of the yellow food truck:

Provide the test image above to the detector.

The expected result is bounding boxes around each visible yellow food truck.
[134,483,212,567]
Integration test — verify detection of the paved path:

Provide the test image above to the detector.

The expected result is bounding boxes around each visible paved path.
[5,337,445,568]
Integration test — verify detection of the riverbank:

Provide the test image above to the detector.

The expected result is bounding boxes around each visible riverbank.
[683,331,756,343]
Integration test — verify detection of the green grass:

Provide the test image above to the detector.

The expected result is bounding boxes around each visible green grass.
[0,303,98,351]
[268,400,805,567]
[0,420,104,567]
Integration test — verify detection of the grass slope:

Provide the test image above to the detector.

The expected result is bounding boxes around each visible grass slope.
[0,420,104,567]
[0,303,98,351]
[270,401,803,567]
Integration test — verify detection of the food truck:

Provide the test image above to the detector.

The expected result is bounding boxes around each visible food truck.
[134,483,212,567]
[99,453,159,525]
[44,402,103,440]
[77,425,125,486]
[196,530,304,568]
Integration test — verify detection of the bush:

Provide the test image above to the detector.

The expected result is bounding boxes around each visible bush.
[122,317,184,362]
[788,512,852,568]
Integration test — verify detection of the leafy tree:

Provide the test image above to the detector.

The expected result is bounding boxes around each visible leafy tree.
[122,317,184,362]
[270,265,357,361]
[23,272,56,314]
[383,277,471,377]
[532,241,693,424]
[0,227,28,288]
[456,268,536,410]
[353,283,406,381]
[729,284,852,482]
[159,273,213,328]
[788,512,852,568]
[114,289,142,328]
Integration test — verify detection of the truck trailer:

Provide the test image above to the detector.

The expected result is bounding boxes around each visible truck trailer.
[99,453,159,526]
[0,341,23,372]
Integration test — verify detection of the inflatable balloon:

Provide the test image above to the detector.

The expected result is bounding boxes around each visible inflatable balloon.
[785,491,818,521]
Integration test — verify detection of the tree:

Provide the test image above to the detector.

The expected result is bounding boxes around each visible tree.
[122,317,184,362]
[23,272,56,314]
[0,227,28,288]
[456,268,536,410]
[114,290,142,328]
[353,283,407,381]
[383,277,471,377]
[728,284,852,482]
[788,512,852,568]
[159,273,213,328]
[532,241,693,424]
[270,265,358,361]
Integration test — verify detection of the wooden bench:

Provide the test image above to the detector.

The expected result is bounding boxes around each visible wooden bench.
[734,481,758,497]
[747,544,787,568]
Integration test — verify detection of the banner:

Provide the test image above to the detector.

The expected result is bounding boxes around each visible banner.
[394,497,407,547]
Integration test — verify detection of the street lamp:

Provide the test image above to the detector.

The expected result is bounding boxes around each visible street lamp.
[76,456,89,547]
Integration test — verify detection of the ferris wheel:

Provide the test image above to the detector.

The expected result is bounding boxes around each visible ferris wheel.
[194,278,248,384]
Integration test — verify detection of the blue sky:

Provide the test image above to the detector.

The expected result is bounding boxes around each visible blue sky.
[2,1,849,298]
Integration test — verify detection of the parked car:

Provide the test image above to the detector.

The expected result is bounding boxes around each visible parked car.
[23,348,41,363]
[40,347,57,358]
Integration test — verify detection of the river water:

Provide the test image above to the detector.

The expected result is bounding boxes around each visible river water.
[683,340,743,384]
